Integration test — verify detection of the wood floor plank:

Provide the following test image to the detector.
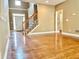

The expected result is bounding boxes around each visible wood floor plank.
[7,32,79,59]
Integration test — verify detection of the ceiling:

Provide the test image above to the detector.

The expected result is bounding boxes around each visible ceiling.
[23,0,66,5]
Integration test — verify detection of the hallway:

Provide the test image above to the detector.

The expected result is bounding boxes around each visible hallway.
[1,0,79,59]
[7,32,79,59]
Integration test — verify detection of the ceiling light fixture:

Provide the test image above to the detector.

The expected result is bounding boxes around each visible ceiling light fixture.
[66,19,69,22]
[15,0,21,6]
[72,13,77,16]
[46,0,49,3]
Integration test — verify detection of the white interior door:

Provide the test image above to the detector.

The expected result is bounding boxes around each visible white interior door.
[56,10,63,32]
[13,14,25,31]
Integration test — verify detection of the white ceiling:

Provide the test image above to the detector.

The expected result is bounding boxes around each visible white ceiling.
[23,0,66,5]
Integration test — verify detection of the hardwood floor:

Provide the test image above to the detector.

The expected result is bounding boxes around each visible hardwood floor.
[7,32,79,59]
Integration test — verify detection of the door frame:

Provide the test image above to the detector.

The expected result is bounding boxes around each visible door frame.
[12,13,25,31]
[55,9,63,33]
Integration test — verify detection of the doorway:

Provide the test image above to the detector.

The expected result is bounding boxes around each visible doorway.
[56,9,63,33]
[13,14,25,32]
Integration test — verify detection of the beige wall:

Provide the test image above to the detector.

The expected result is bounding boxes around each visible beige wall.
[0,0,1,58]
[0,0,1,15]
[31,4,55,33]
[56,0,79,34]
[0,0,9,58]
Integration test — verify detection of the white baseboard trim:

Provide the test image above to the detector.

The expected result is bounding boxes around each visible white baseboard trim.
[28,31,79,38]
[62,32,79,38]
[28,31,59,35]
[3,33,10,59]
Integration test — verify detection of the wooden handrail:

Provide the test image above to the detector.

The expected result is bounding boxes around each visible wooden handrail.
[28,12,37,20]
[22,12,38,34]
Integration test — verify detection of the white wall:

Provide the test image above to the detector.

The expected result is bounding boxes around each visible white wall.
[0,0,9,58]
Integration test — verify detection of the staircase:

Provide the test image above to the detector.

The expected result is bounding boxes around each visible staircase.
[22,12,38,34]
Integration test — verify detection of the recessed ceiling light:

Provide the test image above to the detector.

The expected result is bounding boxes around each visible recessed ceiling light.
[72,13,77,16]
[66,19,69,22]
[46,1,49,3]
[15,0,21,6]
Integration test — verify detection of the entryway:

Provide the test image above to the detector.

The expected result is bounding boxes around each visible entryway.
[56,9,63,33]
[13,14,25,32]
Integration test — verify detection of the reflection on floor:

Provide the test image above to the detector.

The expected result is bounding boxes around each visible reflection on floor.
[7,32,79,59]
